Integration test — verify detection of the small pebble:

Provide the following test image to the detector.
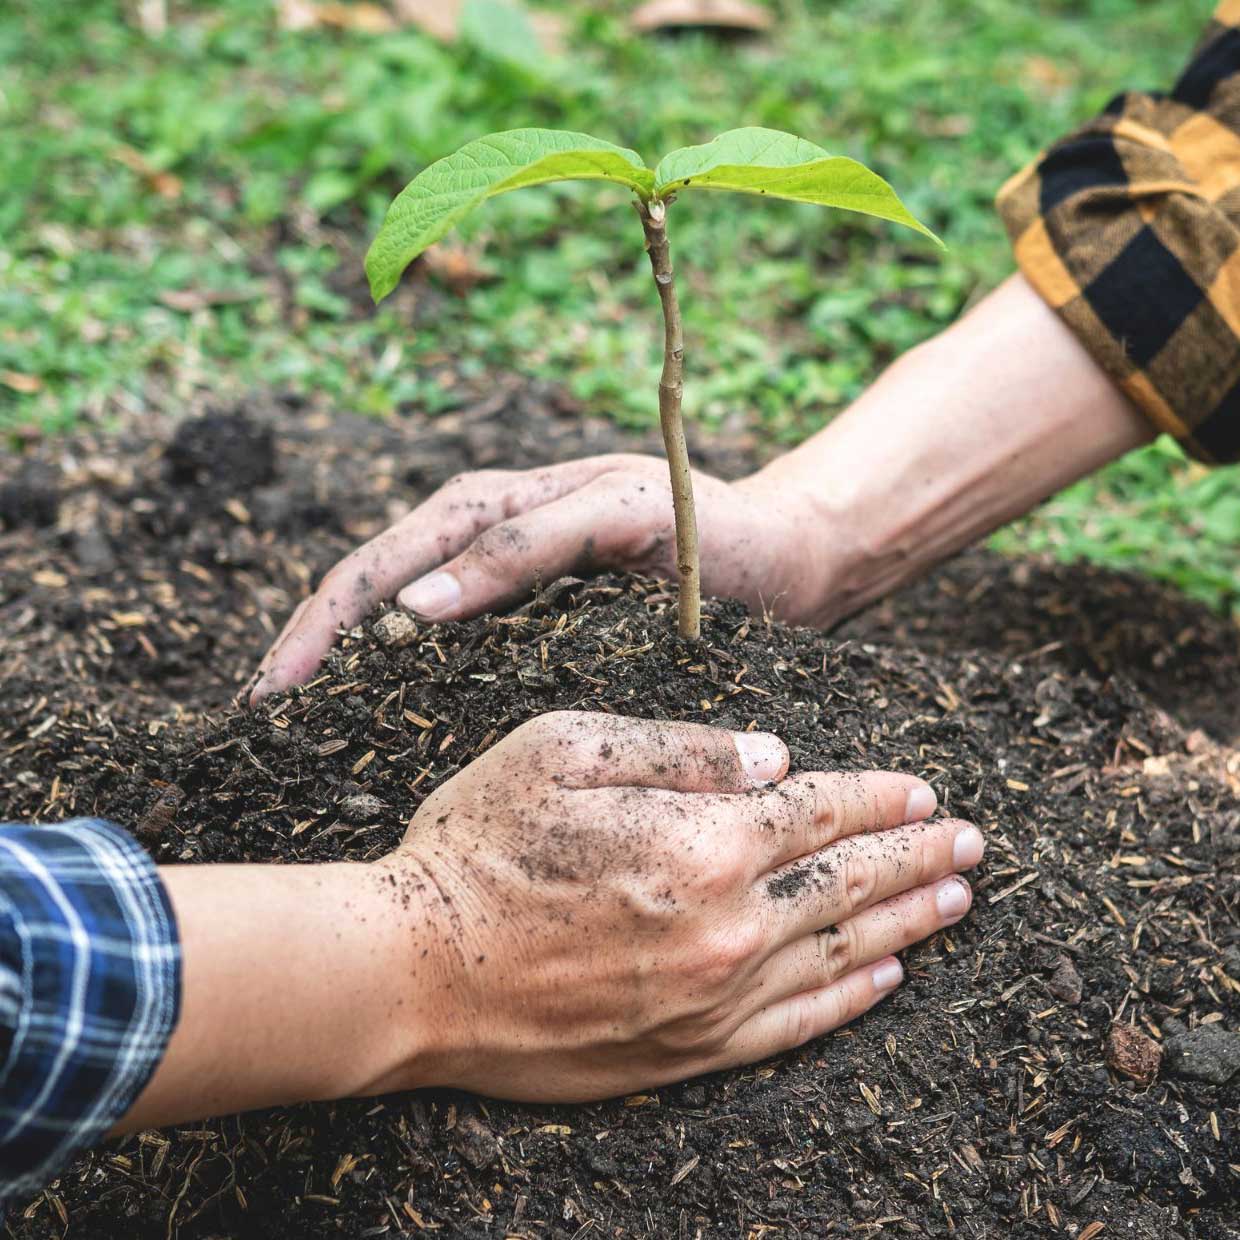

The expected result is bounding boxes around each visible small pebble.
[373,610,418,650]
[1104,1022,1162,1086]
[338,792,386,824]
[1048,956,1083,1006]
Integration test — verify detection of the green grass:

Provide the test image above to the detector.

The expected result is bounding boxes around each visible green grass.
[1,0,1237,616]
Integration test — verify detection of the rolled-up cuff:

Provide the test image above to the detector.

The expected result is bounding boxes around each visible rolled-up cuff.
[997,6,1240,463]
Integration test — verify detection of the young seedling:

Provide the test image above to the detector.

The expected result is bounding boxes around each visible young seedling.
[366,127,940,639]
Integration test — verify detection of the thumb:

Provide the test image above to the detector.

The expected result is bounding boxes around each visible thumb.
[397,477,655,622]
[516,712,790,794]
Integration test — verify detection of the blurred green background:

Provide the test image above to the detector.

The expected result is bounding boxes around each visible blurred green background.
[2,0,1237,616]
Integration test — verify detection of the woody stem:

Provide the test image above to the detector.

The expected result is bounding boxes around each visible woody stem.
[636,197,701,640]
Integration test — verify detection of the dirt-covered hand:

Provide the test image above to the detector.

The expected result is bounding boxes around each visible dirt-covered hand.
[367,711,984,1102]
[250,455,817,702]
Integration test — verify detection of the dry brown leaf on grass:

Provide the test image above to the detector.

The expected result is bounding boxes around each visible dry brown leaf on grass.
[158,288,265,313]
[390,0,462,41]
[1,371,42,395]
[311,2,397,32]
[631,0,772,34]
[420,243,497,293]
[110,146,183,199]
[277,0,397,32]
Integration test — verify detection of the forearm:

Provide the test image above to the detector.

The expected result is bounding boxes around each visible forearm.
[750,272,1153,625]
[115,861,430,1132]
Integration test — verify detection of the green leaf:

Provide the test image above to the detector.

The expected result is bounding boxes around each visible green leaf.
[653,127,941,247]
[366,129,654,301]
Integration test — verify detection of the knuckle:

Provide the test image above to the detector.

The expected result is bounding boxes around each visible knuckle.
[695,924,761,987]
[841,855,877,912]
[862,784,884,829]
[694,946,737,990]
[826,787,853,836]
[469,518,531,563]
[618,883,679,932]
[653,1013,729,1059]
[443,469,488,492]
[690,847,747,899]
[800,775,837,837]
[912,827,939,882]
[695,872,733,902]
[816,922,857,979]
[505,710,584,760]
[317,561,346,593]
[590,470,644,503]
[590,469,670,530]
[807,781,834,835]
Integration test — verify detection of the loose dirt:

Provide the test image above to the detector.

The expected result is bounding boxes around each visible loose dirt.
[1,399,1236,1239]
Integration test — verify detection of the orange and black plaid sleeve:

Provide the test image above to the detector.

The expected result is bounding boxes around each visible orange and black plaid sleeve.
[997,1,1240,462]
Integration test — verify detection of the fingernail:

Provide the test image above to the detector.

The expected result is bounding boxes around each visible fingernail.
[733,731,787,785]
[398,572,461,620]
[905,784,937,821]
[952,825,985,869]
[936,878,970,921]
[872,959,903,992]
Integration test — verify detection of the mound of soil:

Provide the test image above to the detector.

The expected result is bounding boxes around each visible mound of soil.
[2,400,1238,1239]
[7,574,1240,1239]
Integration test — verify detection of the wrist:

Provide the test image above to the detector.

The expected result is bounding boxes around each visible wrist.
[748,323,1047,628]
[124,859,448,1131]
[343,852,458,1098]
[731,465,860,626]
[739,435,889,628]
[741,273,1152,627]
[243,860,440,1104]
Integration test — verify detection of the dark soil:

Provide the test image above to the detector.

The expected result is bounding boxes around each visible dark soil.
[2,398,1238,1239]
[0,379,761,737]
[846,557,1240,748]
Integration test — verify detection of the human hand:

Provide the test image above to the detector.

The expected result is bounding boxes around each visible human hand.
[249,455,821,702]
[251,274,1156,705]
[370,711,984,1102]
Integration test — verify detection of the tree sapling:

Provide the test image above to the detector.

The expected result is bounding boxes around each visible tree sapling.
[365,127,940,639]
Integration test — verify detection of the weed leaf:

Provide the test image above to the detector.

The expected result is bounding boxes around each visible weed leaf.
[366,129,654,301]
[654,126,941,245]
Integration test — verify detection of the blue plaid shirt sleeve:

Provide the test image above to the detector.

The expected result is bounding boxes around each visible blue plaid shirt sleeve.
[0,819,181,1204]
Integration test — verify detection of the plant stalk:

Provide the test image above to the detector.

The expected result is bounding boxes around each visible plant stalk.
[636,198,701,640]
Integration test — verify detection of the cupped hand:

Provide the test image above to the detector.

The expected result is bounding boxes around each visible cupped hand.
[250,455,821,703]
[371,711,984,1103]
